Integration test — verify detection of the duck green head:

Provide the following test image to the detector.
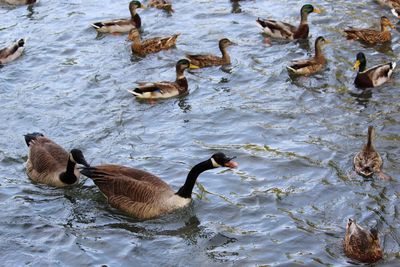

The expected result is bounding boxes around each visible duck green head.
[301,4,321,15]
[129,1,144,10]
[354,52,367,72]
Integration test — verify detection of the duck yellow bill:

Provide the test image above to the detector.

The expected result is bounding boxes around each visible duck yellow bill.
[353,60,360,70]
[313,8,322,14]
[324,39,332,44]
[189,64,199,69]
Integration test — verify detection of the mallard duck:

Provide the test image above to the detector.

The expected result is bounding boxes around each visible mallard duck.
[185,38,235,68]
[343,218,383,263]
[91,1,144,34]
[128,28,179,56]
[80,152,238,219]
[286,36,331,75]
[147,0,173,12]
[353,126,392,180]
[1,0,36,4]
[353,52,396,88]
[127,59,198,99]
[376,0,400,9]
[256,4,321,41]
[344,16,395,45]
[24,132,90,187]
[0,39,25,65]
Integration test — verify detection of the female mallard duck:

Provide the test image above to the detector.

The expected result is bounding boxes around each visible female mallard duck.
[127,59,198,99]
[353,126,392,180]
[24,132,90,187]
[147,0,173,12]
[353,52,396,88]
[128,28,179,56]
[80,152,238,219]
[344,16,395,44]
[286,36,331,76]
[91,1,144,34]
[0,39,25,65]
[256,4,321,41]
[344,218,383,263]
[1,0,36,4]
[185,38,235,68]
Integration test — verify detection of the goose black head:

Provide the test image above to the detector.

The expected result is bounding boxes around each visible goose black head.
[70,149,90,167]
[211,152,238,168]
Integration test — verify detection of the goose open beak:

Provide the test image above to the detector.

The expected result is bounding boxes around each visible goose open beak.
[224,156,238,168]
[353,60,360,70]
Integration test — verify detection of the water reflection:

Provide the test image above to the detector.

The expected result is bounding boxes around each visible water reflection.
[230,0,242,14]
[348,89,372,107]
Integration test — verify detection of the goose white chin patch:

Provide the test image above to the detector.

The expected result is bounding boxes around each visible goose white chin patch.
[211,158,221,168]
[70,153,77,163]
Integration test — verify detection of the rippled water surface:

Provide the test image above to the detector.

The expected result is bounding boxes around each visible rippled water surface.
[1,0,400,266]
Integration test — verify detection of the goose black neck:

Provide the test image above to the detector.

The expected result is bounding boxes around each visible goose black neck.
[133,14,141,28]
[176,159,214,198]
[59,157,77,184]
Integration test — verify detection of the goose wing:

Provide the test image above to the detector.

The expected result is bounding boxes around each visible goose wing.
[28,137,68,173]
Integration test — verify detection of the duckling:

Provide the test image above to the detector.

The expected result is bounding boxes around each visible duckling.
[256,4,321,41]
[286,36,331,76]
[80,152,238,219]
[128,28,179,56]
[25,132,90,187]
[1,0,36,4]
[127,59,198,99]
[0,39,25,65]
[185,38,235,68]
[354,126,392,180]
[147,0,173,12]
[344,218,383,263]
[353,52,396,88]
[344,16,395,45]
[91,1,144,34]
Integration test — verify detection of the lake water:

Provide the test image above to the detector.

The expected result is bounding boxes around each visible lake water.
[0,0,399,266]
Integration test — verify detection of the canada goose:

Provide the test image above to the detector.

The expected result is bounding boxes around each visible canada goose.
[185,38,235,68]
[1,0,36,5]
[25,132,90,187]
[0,39,25,65]
[286,36,331,76]
[343,218,383,263]
[80,152,238,219]
[91,1,144,34]
[353,126,392,180]
[128,28,179,56]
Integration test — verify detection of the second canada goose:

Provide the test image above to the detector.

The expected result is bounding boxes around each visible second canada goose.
[80,152,238,219]
[353,126,392,180]
[0,39,25,65]
[25,132,90,187]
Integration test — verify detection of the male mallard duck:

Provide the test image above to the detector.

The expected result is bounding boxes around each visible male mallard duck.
[147,0,173,12]
[80,152,238,219]
[185,38,235,68]
[127,59,198,99]
[353,126,392,180]
[91,1,144,34]
[24,132,90,187]
[286,36,331,75]
[128,28,179,56]
[344,218,383,263]
[256,4,321,41]
[344,16,395,45]
[353,52,396,88]
[376,0,400,9]
[1,0,36,4]
[0,39,25,65]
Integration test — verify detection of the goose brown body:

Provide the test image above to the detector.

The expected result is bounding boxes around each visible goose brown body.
[344,16,395,44]
[186,38,235,68]
[344,219,383,263]
[128,28,179,56]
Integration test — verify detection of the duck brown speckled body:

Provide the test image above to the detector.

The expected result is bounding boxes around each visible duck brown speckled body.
[353,126,392,180]
[128,28,179,56]
[344,16,395,45]
[186,38,235,68]
[286,36,330,76]
[256,4,321,41]
[147,0,174,12]
[344,218,383,263]
[80,153,238,219]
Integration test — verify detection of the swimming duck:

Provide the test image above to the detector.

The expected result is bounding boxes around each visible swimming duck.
[376,0,400,9]
[1,0,36,4]
[147,0,173,12]
[344,16,395,45]
[286,36,330,75]
[127,59,198,99]
[185,38,235,68]
[0,39,25,65]
[91,1,144,34]
[256,4,321,41]
[343,218,383,263]
[80,152,238,219]
[353,52,396,88]
[128,28,179,56]
[24,132,90,187]
[353,126,392,180]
